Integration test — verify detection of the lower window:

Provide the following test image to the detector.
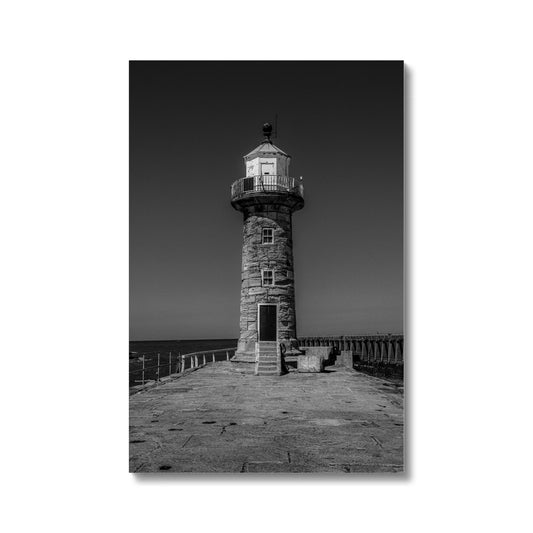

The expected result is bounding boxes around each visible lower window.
[262,269,274,286]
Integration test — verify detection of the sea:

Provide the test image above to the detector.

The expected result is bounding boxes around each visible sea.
[129,338,237,387]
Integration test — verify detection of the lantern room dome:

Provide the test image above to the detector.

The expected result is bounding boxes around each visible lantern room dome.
[243,141,289,161]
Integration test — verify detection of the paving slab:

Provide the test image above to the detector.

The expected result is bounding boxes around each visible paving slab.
[129,362,404,473]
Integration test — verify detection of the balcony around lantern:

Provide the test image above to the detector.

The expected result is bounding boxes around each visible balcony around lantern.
[230,175,304,210]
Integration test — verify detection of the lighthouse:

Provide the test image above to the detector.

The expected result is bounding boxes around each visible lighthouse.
[230,123,304,375]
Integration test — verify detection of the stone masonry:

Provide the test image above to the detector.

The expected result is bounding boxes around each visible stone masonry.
[236,204,297,360]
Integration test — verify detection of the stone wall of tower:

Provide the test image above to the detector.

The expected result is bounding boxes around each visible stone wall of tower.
[236,203,297,359]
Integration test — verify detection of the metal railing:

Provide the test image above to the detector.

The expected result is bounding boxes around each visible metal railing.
[231,175,304,200]
[129,347,237,388]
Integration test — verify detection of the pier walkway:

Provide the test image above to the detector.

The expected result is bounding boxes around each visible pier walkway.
[129,362,404,473]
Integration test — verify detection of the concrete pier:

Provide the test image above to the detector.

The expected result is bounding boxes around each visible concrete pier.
[130,362,404,473]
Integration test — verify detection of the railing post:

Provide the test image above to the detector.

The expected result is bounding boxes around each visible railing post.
[212,352,215,363]
[169,351,172,376]
[157,353,160,381]
[141,355,145,386]
[226,351,230,361]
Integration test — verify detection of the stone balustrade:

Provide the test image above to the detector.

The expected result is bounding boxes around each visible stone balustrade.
[298,335,404,365]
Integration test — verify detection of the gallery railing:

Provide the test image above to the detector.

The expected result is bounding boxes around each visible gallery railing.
[299,335,404,365]
[230,175,304,200]
[129,347,237,388]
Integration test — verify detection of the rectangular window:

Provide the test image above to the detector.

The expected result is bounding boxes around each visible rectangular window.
[262,270,274,286]
[262,228,274,244]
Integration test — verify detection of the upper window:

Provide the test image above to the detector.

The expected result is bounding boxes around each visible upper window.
[262,228,274,244]
[262,270,274,286]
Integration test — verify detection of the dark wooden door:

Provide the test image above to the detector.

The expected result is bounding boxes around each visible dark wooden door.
[259,305,277,341]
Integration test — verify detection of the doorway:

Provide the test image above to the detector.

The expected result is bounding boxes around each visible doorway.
[261,162,274,175]
[258,304,277,341]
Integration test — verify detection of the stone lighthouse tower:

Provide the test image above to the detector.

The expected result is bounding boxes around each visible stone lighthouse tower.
[230,124,304,374]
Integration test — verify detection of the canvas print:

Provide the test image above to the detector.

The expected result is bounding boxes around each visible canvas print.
[130,61,404,473]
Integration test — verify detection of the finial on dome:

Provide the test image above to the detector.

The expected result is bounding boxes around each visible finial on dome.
[262,122,273,142]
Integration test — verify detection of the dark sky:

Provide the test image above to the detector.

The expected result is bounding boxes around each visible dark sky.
[130,61,403,341]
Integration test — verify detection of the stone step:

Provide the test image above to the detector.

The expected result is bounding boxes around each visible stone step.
[255,340,281,376]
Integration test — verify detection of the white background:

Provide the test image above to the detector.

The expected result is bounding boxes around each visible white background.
[1,1,532,532]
